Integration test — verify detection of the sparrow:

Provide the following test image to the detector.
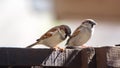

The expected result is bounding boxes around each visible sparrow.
[26,25,71,50]
[66,19,96,48]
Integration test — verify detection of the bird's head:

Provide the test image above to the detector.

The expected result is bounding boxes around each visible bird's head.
[60,25,71,38]
[81,19,97,28]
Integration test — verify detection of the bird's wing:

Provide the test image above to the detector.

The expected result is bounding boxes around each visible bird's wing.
[37,26,59,41]
[66,26,81,45]
[71,28,80,38]
[70,25,82,38]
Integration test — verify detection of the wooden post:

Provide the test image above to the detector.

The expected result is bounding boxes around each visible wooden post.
[95,47,107,68]
[0,48,90,68]
[95,46,120,68]
[0,47,120,68]
[43,48,89,68]
[106,47,120,68]
[0,48,53,66]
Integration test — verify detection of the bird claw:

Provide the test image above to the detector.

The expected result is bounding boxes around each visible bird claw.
[52,47,59,51]
[58,47,65,52]
[53,46,65,52]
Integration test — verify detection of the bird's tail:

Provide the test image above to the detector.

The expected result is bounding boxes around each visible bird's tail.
[26,42,38,48]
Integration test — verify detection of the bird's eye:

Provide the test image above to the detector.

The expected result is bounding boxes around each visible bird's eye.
[88,21,92,24]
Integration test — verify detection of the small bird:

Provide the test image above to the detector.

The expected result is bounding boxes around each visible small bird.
[26,25,71,50]
[66,19,96,48]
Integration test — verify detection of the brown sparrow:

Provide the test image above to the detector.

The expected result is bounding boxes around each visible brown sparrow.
[66,19,96,48]
[26,25,71,50]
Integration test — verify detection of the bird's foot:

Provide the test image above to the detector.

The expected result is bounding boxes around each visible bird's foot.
[53,46,59,51]
[57,47,65,52]
[53,46,65,52]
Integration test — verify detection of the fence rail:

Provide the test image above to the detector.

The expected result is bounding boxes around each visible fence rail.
[0,46,120,68]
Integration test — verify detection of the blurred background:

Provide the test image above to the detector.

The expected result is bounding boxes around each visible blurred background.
[0,0,120,48]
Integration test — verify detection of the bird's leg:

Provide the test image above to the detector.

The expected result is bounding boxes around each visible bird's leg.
[57,47,65,52]
[53,46,65,52]
[53,46,58,51]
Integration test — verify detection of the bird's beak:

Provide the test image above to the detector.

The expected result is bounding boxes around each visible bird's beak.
[93,23,97,25]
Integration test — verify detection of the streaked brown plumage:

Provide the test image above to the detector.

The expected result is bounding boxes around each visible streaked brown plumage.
[26,25,71,50]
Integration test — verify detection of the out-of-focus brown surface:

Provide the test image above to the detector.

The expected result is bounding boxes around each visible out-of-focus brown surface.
[54,0,120,20]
